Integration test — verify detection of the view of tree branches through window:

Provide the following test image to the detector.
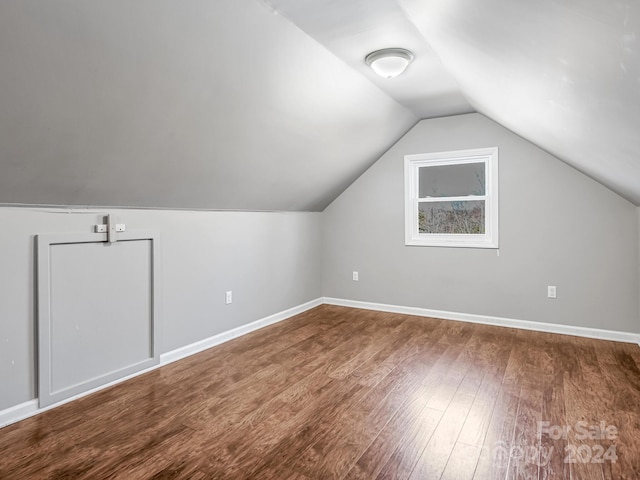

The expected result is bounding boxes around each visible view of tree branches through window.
[418,201,485,234]
[417,162,486,234]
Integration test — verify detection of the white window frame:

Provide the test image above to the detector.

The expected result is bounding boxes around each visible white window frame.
[404,147,499,248]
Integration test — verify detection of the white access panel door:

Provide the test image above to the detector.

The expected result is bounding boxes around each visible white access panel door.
[36,231,160,408]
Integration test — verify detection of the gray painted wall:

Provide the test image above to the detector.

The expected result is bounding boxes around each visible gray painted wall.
[0,207,321,410]
[322,113,640,333]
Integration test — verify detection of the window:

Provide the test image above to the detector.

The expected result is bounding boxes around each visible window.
[404,147,498,248]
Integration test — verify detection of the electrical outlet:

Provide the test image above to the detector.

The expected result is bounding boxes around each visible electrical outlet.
[225,291,233,304]
[547,286,557,299]
[352,271,359,281]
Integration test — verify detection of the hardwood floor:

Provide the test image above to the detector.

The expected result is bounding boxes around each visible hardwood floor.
[1,305,639,479]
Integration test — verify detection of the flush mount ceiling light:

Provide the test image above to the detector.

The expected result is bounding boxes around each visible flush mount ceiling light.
[365,48,414,78]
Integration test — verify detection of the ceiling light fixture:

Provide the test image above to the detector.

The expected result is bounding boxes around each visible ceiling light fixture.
[365,48,414,78]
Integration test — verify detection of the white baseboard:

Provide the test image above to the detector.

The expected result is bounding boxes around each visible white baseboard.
[323,297,640,345]
[3,296,636,429]
[0,363,164,428]
[160,298,323,365]
[0,400,38,429]
[0,297,323,429]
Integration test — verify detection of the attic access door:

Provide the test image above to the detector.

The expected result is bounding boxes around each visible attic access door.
[36,230,160,408]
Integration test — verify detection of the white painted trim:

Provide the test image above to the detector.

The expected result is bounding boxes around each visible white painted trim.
[404,147,499,249]
[323,297,640,345]
[3,295,635,429]
[0,400,38,428]
[0,365,162,428]
[0,297,323,429]
[36,230,162,408]
[160,298,323,365]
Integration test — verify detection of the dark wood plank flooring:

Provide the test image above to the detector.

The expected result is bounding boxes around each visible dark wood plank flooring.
[1,305,639,479]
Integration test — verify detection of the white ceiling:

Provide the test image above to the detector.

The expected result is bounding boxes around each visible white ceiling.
[262,0,472,118]
[1,0,639,210]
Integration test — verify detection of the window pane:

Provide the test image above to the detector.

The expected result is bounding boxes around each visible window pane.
[418,201,485,234]
[419,162,485,198]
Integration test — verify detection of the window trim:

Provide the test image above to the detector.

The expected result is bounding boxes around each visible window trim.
[404,147,499,248]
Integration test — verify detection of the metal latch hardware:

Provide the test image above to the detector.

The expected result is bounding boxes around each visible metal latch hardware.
[94,215,126,243]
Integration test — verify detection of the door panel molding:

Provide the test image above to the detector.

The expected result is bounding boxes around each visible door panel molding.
[36,230,161,408]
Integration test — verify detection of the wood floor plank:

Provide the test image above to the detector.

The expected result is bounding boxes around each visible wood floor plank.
[285,319,458,479]
[457,367,505,448]
[471,333,523,480]
[1,305,640,479]
[205,314,417,477]
[343,344,453,480]
[597,346,640,479]
[506,375,544,480]
[376,335,484,480]
[374,405,442,480]
[286,318,447,479]
[195,360,367,474]
[564,342,610,480]
[179,312,377,434]
[539,355,570,479]
[407,389,476,479]
[440,442,483,480]
[350,315,440,387]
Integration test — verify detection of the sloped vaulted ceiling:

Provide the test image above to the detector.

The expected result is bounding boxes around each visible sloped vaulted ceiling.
[0,0,417,211]
[266,0,640,206]
[1,0,639,210]
[398,0,640,205]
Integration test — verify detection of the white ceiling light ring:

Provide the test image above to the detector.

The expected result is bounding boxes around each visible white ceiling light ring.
[365,48,414,78]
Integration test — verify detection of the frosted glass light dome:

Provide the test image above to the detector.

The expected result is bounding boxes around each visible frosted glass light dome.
[365,48,414,78]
